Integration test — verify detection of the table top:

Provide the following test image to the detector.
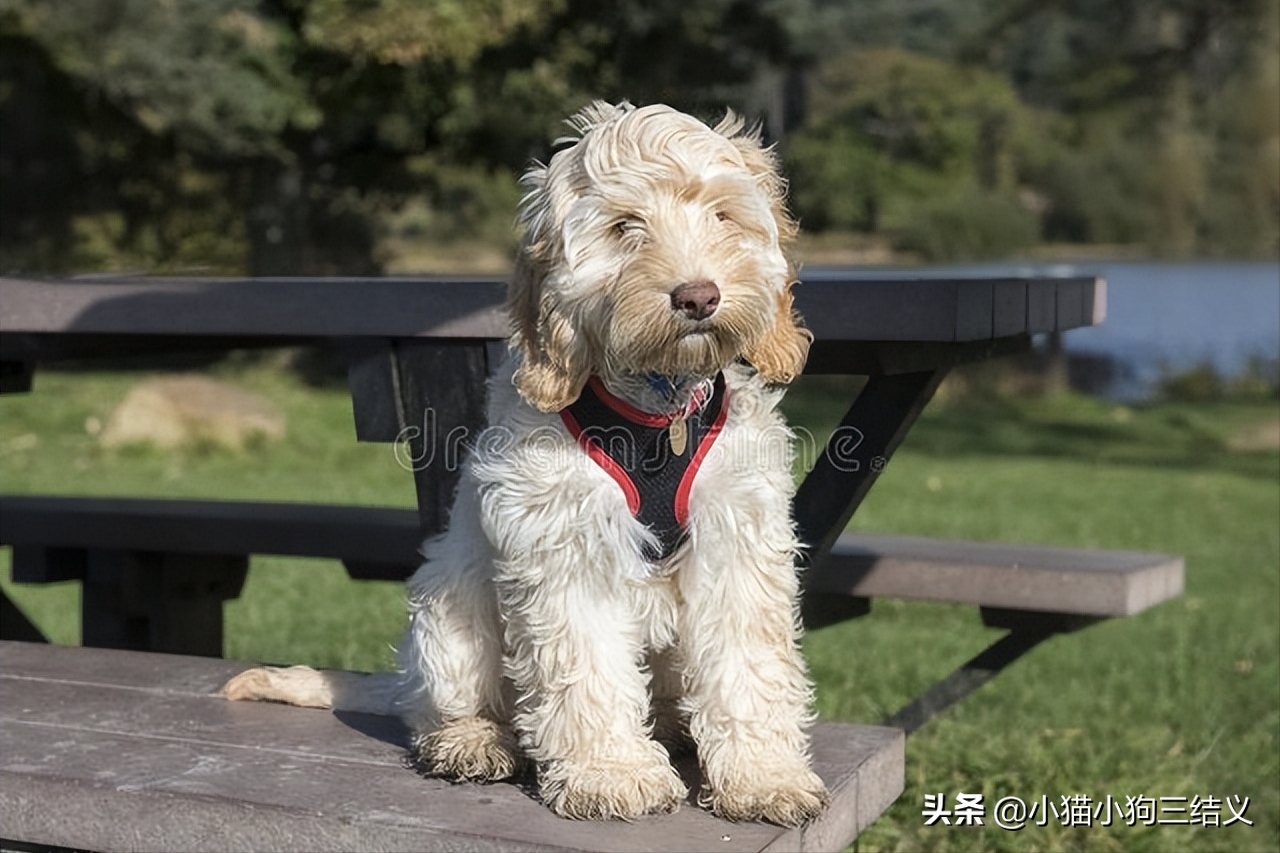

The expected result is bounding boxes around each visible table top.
[0,271,1105,380]
[0,270,1104,341]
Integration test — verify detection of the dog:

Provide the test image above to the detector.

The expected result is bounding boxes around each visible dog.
[224,101,829,826]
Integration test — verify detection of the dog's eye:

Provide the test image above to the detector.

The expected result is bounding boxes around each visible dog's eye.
[613,219,646,239]
[715,210,732,224]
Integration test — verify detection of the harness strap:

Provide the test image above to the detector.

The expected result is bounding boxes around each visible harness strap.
[559,373,729,561]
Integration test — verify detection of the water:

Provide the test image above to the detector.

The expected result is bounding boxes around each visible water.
[822,259,1280,400]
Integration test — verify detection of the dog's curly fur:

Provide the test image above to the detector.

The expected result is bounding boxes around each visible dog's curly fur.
[224,101,829,826]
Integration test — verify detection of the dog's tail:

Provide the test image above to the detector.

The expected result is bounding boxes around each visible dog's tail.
[221,665,403,717]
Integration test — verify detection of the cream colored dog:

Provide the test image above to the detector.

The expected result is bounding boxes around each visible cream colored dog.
[224,101,829,826]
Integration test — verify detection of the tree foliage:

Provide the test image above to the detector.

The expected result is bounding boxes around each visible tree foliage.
[785,49,1033,233]
[784,0,1279,259]
[0,0,1275,272]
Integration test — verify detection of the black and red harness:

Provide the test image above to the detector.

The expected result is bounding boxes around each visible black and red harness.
[559,373,729,561]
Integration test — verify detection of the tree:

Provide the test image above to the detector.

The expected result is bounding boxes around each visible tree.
[784,47,1041,259]
[964,0,1280,256]
[1,0,796,275]
[0,0,558,274]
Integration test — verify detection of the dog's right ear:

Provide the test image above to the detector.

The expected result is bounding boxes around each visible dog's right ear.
[507,163,591,412]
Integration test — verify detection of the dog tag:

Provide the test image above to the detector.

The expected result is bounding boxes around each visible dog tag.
[669,416,688,456]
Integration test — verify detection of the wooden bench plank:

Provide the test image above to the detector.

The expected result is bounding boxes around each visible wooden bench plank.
[809,532,1184,617]
[0,496,423,571]
[3,496,1184,618]
[0,642,904,853]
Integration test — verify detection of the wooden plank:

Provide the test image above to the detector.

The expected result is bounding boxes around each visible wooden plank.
[0,642,904,853]
[1026,280,1057,334]
[1055,279,1086,330]
[3,497,1182,619]
[0,497,423,571]
[0,273,1106,346]
[953,280,994,341]
[1086,277,1108,325]
[808,532,1184,617]
[992,280,1028,338]
[0,277,510,340]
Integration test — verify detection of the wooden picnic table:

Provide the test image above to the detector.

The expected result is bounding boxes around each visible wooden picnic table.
[0,269,1181,853]
[0,270,1105,553]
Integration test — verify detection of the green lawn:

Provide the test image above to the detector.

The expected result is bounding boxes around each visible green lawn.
[2,360,1276,853]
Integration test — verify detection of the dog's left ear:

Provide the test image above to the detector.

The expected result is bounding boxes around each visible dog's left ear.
[507,162,592,412]
[715,112,810,385]
[744,275,812,385]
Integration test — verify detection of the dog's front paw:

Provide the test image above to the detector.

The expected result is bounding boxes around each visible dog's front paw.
[540,749,686,820]
[412,717,524,782]
[701,766,830,827]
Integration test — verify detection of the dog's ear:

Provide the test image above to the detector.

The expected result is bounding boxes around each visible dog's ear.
[744,275,812,386]
[715,112,809,385]
[713,111,799,249]
[507,164,591,412]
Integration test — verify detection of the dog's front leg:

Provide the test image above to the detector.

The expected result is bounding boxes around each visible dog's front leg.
[496,554,686,820]
[679,502,831,826]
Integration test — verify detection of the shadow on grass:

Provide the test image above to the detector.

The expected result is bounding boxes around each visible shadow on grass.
[782,378,1280,482]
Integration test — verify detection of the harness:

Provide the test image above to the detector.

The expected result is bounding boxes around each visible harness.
[559,373,729,561]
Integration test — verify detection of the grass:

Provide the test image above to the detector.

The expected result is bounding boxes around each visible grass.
[2,358,1276,852]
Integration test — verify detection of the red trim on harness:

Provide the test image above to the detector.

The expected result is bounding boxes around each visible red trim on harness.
[587,376,673,426]
[587,376,711,426]
[673,387,730,526]
[559,408,641,515]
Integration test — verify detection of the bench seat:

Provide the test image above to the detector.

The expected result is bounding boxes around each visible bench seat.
[0,641,904,853]
[809,531,1184,619]
[1,496,1184,615]
[0,495,424,582]
[2,495,1184,651]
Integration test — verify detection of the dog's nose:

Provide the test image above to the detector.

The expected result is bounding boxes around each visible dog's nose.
[670,280,720,321]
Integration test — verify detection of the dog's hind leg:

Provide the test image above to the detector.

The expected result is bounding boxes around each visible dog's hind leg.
[398,484,522,783]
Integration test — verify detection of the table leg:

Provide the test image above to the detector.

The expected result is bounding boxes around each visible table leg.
[882,610,1103,734]
[883,628,1054,735]
[0,589,47,642]
[81,552,248,657]
[794,369,948,569]
[347,339,495,536]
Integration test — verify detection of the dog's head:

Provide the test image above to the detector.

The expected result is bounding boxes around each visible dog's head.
[508,101,811,412]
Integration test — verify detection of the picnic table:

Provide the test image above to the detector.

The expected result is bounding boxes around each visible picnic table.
[0,271,1182,852]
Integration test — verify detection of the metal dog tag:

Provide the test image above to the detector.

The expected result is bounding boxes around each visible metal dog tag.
[669,416,688,456]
